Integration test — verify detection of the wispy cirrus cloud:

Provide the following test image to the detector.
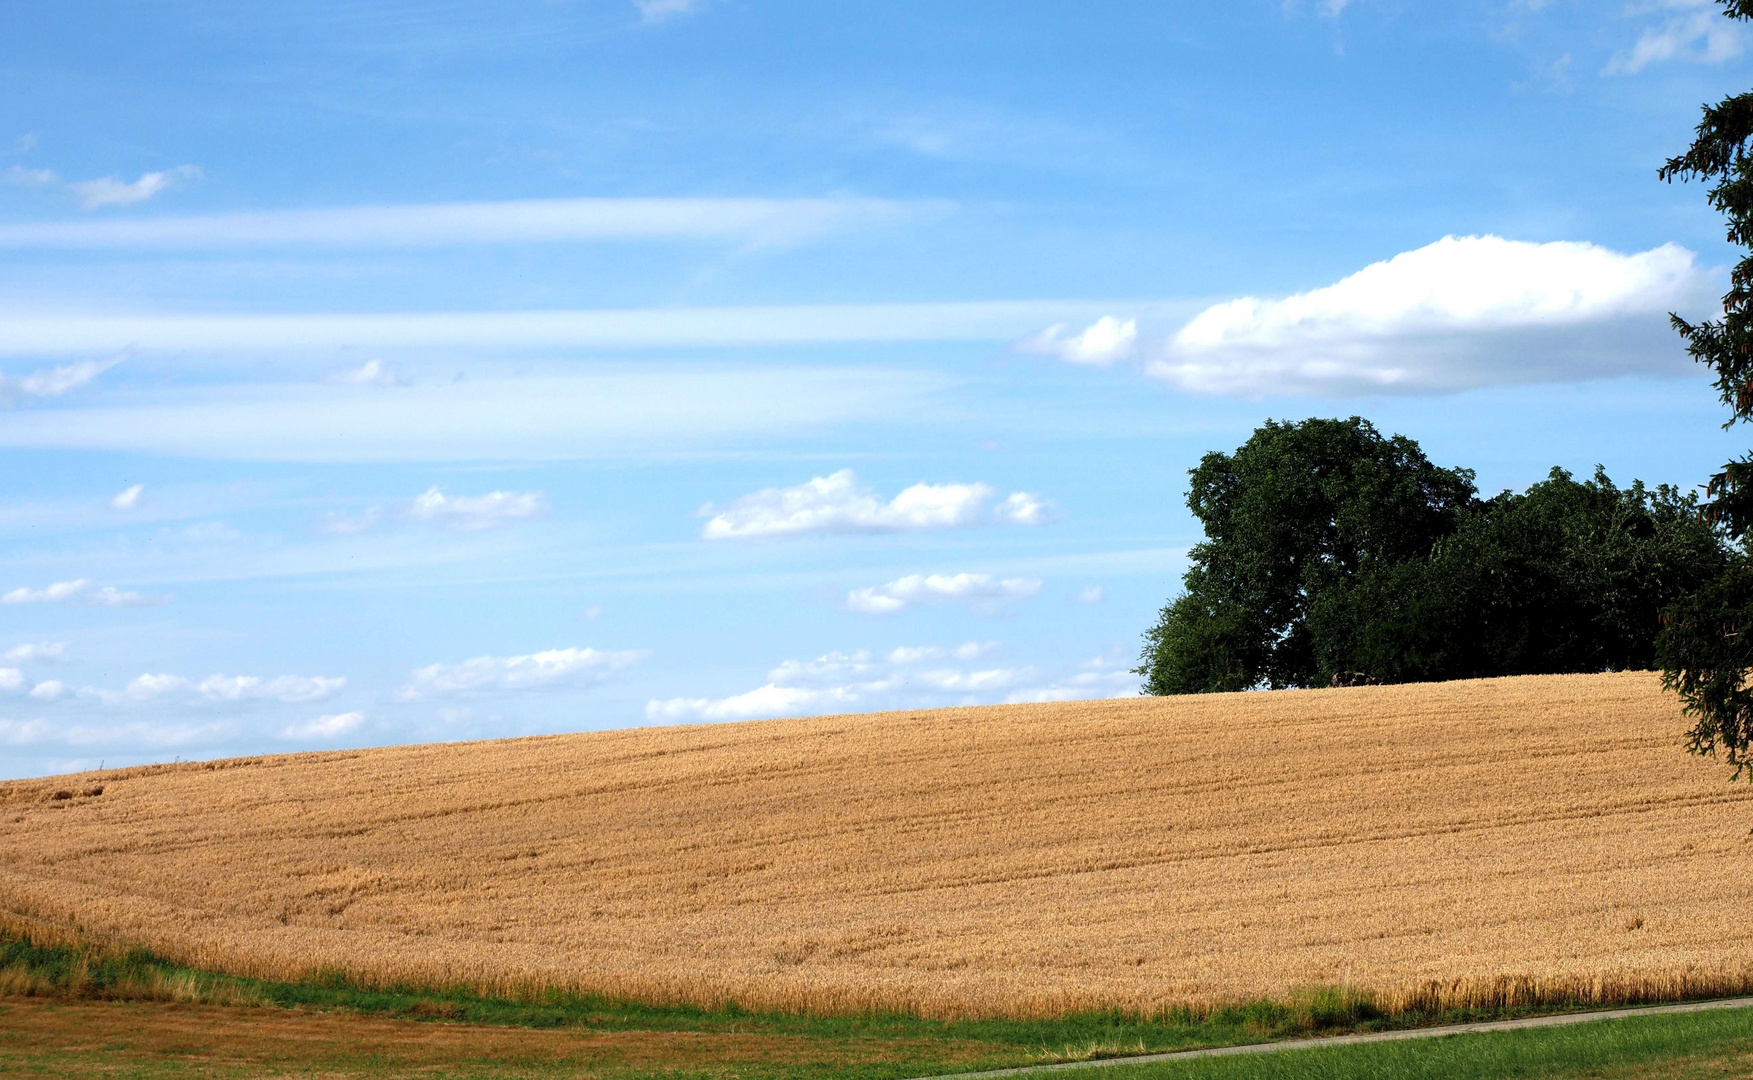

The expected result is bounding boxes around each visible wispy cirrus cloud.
[1,354,123,399]
[1,579,165,607]
[0,195,940,250]
[397,646,647,700]
[87,672,346,705]
[700,470,1051,540]
[846,573,1043,614]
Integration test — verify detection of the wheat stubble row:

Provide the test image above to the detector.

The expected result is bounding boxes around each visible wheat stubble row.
[3,671,1751,1018]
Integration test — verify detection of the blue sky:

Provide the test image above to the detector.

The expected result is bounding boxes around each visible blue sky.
[3,0,1751,777]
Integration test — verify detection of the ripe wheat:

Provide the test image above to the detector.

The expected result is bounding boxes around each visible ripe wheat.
[3,671,1751,1019]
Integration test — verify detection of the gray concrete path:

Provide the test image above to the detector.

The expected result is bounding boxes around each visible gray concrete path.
[915,995,1753,1079]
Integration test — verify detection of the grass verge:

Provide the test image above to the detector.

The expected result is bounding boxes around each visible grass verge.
[1,934,1749,1079]
[1107,1005,1753,1079]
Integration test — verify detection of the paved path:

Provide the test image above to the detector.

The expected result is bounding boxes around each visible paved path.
[915,995,1753,1079]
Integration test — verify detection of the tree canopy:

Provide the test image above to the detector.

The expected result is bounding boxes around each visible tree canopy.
[1139,418,1729,696]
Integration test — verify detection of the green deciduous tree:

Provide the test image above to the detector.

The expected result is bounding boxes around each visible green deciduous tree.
[1656,0,1753,777]
[1137,417,1476,694]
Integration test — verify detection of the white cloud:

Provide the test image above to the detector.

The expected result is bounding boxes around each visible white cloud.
[0,668,22,692]
[646,640,1035,723]
[2,579,88,604]
[89,585,161,607]
[71,165,201,210]
[846,573,1043,614]
[1075,585,1105,604]
[4,354,122,398]
[646,683,853,723]
[1017,315,1138,366]
[76,671,345,706]
[4,642,67,663]
[886,641,998,664]
[195,674,346,703]
[1607,2,1744,75]
[1147,235,1709,396]
[326,359,405,387]
[408,487,549,531]
[992,491,1053,525]
[282,711,366,739]
[29,681,65,701]
[397,646,647,700]
[5,165,56,187]
[635,0,702,22]
[0,195,936,250]
[110,483,144,509]
[700,470,1051,540]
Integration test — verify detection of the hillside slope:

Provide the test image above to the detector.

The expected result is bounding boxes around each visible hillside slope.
[3,672,1751,1018]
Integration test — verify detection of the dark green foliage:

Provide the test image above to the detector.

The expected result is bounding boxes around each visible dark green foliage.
[1656,2,1753,778]
[1138,417,1476,694]
[1139,423,1728,694]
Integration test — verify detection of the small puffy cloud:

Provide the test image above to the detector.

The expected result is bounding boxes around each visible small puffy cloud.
[282,711,366,739]
[1017,315,1138,366]
[408,487,549,531]
[29,680,65,701]
[1606,2,1744,75]
[700,470,1050,539]
[110,483,144,509]
[846,573,1043,615]
[3,642,67,663]
[1147,235,1709,396]
[4,354,122,398]
[398,646,647,700]
[635,0,701,22]
[327,359,405,387]
[72,165,201,210]
[0,668,22,692]
[992,491,1052,525]
[1075,585,1105,604]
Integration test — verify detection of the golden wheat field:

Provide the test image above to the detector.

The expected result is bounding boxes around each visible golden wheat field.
[4,671,1753,1020]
